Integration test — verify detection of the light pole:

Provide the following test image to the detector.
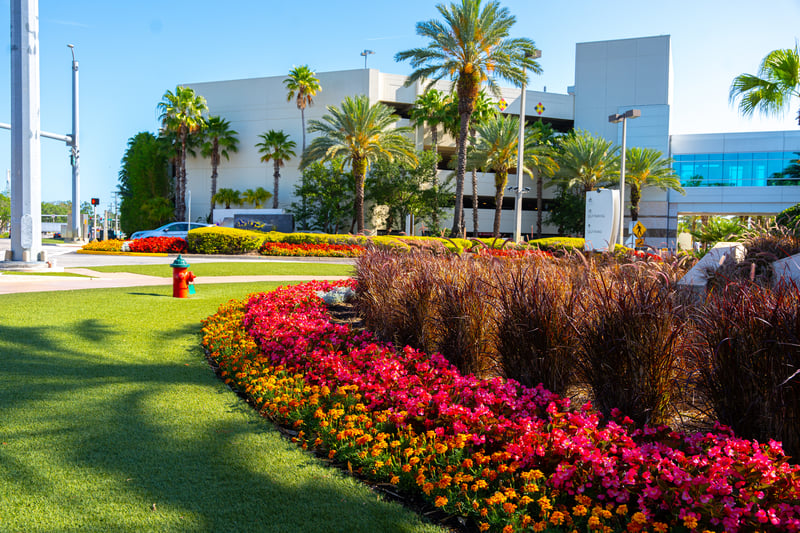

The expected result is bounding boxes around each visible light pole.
[68,44,80,241]
[360,49,374,69]
[608,108,640,246]
[513,50,541,242]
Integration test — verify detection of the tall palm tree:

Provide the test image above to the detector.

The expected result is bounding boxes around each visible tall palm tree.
[301,95,416,234]
[527,121,559,238]
[200,116,239,213]
[730,44,800,126]
[256,130,297,209]
[469,114,526,238]
[553,130,619,193]
[158,86,208,220]
[284,65,322,152]
[396,0,540,237]
[624,147,684,221]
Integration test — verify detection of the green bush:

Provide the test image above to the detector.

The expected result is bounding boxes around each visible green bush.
[185,227,267,255]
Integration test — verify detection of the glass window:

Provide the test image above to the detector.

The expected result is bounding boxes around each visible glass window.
[167,223,188,232]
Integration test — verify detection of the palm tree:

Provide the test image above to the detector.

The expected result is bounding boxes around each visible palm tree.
[469,114,526,238]
[553,130,619,193]
[467,90,497,236]
[730,44,800,126]
[284,65,322,152]
[410,89,451,231]
[301,95,416,234]
[201,116,239,213]
[242,187,272,208]
[527,121,559,238]
[213,188,242,209]
[624,147,684,221]
[409,88,450,150]
[158,86,208,220]
[396,0,540,237]
[256,130,297,209]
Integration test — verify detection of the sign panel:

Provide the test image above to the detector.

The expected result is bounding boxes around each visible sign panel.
[584,189,619,252]
[632,221,646,238]
[234,213,294,234]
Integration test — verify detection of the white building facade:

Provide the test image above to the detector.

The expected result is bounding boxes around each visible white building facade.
[183,35,800,243]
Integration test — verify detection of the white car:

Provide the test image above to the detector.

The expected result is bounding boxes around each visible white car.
[129,222,212,240]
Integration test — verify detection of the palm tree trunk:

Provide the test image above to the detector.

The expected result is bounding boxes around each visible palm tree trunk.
[536,170,543,238]
[210,148,219,212]
[353,157,367,234]
[300,107,307,153]
[178,135,187,221]
[431,126,440,231]
[450,112,471,237]
[472,168,479,237]
[493,174,506,239]
[273,161,281,209]
[630,183,641,221]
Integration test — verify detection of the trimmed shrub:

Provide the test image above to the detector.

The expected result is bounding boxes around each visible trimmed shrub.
[81,239,125,252]
[185,226,267,255]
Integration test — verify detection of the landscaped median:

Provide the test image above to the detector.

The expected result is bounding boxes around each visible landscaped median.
[202,280,800,533]
[81,226,592,258]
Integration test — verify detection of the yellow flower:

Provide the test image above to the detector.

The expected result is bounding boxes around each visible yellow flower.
[683,515,698,529]
[652,523,669,533]
[587,516,601,529]
[572,504,588,516]
[390,475,399,485]
[616,504,628,516]
[550,511,566,525]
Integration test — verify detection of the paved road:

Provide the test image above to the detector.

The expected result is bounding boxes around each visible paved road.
[0,240,353,294]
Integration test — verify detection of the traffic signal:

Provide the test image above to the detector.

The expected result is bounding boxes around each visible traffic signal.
[91,198,99,206]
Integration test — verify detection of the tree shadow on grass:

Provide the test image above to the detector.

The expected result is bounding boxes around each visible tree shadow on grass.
[0,317,442,533]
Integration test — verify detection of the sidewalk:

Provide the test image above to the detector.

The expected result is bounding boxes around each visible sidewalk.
[0,269,350,295]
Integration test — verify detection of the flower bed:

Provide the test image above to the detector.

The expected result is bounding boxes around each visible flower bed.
[127,236,187,253]
[202,282,800,532]
[259,241,364,257]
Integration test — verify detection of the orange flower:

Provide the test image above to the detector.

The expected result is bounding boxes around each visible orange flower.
[434,496,448,508]
[502,525,514,533]
[550,511,565,525]
[478,523,490,532]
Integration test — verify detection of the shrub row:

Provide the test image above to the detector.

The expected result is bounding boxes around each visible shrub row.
[354,249,799,456]
[202,281,800,532]
[127,236,187,253]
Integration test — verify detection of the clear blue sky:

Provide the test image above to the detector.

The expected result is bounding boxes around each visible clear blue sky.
[0,0,798,206]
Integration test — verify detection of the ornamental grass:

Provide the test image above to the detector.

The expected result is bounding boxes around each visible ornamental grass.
[202,281,800,532]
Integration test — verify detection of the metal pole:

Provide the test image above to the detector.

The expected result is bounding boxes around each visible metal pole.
[618,117,627,247]
[69,44,80,241]
[513,67,527,243]
[10,0,42,262]
[186,189,191,225]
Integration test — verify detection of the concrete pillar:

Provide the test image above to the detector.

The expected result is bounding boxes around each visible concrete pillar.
[10,0,42,262]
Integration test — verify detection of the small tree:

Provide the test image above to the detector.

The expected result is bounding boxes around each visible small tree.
[366,150,451,234]
[118,132,172,235]
[242,187,272,208]
[213,188,242,209]
[289,160,355,234]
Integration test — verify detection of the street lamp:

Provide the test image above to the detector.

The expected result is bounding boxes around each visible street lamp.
[360,49,374,69]
[513,49,541,242]
[67,44,81,241]
[608,108,640,246]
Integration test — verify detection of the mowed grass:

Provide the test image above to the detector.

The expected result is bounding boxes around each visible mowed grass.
[0,283,443,533]
[84,261,354,278]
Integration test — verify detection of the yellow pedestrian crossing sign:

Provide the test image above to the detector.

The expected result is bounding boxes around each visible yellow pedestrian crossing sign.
[632,221,646,238]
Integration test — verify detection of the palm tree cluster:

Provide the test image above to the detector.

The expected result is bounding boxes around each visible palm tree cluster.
[151,0,688,240]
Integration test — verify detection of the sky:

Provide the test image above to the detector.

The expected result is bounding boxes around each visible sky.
[0,0,799,208]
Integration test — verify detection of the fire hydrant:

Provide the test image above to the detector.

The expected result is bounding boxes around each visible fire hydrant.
[170,255,196,298]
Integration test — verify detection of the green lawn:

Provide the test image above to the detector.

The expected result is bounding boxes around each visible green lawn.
[84,261,354,278]
[0,283,442,533]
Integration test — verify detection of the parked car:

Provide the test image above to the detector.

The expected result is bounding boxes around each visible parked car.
[129,222,212,240]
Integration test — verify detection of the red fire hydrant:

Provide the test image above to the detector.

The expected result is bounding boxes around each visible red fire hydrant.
[170,255,196,298]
